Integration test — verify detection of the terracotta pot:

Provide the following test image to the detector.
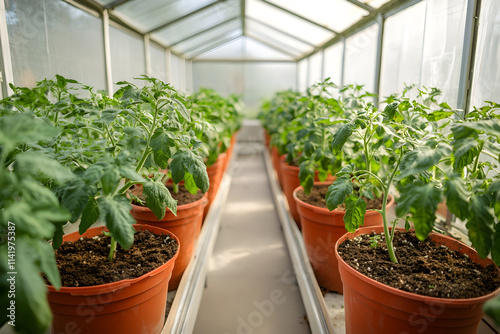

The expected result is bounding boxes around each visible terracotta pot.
[47,224,179,334]
[294,182,394,293]
[131,194,207,290]
[336,226,500,334]
[223,133,237,172]
[270,147,283,188]
[281,156,335,227]
[204,153,227,218]
[264,130,271,150]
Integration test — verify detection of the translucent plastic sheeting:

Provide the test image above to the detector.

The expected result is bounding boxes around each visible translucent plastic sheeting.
[343,23,379,93]
[174,19,241,53]
[420,0,467,107]
[308,52,323,86]
[109,24,145,91]
[152,0,239,48]
[323,42,344,86]
[246,20,313,56]
[95,0,117,6]
[6,0,106,90]
[298,59,308,92]
[194,36,292,60]
[363,0,391,8]
[246,0,334,46]
[269,0,369,32]
[379,1,426,100]
[112,0,215,32]
[170,53,181,89]
[470,0,500,110]
[192,62,296,116]
[150,43,167,82]
[184,30,242,59]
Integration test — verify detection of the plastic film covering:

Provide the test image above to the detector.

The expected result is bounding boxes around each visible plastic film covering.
[323,42,343,86]
[308,52,323,86]
[174,19,241,53]
[150,43,167,82]
[298,59,308,92]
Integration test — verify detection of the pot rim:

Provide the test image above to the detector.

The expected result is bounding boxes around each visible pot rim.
[293,181,395,217]
[47,224,180,293]
[335,225,500,304]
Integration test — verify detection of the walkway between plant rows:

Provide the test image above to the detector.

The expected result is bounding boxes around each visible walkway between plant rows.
[194,120,311,334]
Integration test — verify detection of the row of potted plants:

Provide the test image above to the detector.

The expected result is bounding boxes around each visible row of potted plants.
[259,80,500,333]
[0,75,241,334]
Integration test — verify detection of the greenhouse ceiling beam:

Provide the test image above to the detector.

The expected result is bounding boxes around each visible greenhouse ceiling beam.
[146,0,227,34]
[241,0,246,35]
[181,31,241,54]
[188,34,243,60]
[192,59,296,63]
[104,0,133,10]
[168,16,239,48]
[260,0,337,34]
[246,33,300,59]
[297,0,422,61]
[246,16,315,47]
[346,0,375,12]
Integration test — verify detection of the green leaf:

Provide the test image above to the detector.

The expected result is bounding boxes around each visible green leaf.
[396,182,441,240]
[101,169,120,195]
[15,152,74,183]
[0,114,59,153]
[150,128,175,169]
[97,195,136,249]
[173,98,191,122]
[35,241,61,289]
[55,179,91,223]
[466,194,494,258]
[331,123,352,152]
[344,195,367,232]
[79,197,100,234]
[119,166,146,183]
[3,202,56,239]
[492,227,500,267]
[383,102,403,122]
[484,296,500,326]
[326,177,353,211]
[184,150,209,193]
[443,174,470,220]
[143,179,177,218]
[452,137,478,171]
[83,163,106,184]
[398,146,445,179]
[425,110,454,122]
[183,172,198,195]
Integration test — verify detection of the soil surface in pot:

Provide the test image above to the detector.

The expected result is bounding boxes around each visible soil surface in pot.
[296,184,383,211]
[338,230,500,298]
[48,230,178,287]
[129,184,204,206]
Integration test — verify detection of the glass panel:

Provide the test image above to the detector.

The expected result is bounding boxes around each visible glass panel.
[192,62,296,117]
[269,0,368,32]
[379,1,426,100]
[150,43,166,81]
[170,53,181,88]
[246,20,313,55]
[114,0,215,32]
[6,0,106,90]
[470,0,500,109]
[343,23,379,93]
[174,19,241,53]
[109,25,145,90]
[420,0,467,107]
[308,52,323,85]
[247,0,334,45]
[193,36,292,60]
[152,0,239,46]
[324,42,343,86]
[298,59,308,92]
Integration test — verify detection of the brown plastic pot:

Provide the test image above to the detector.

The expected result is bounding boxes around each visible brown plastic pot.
[131,194,207,290]
[204,152,226,218]
[281,157,335,227]
[223,133,238,172]
[270,146,283,188]
[294,182,394,293]
[47,224,179,334]
[336,226,500,334]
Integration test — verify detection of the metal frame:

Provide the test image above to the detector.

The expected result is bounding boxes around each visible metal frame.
[188,34,244,60]
[144,34,151,76]
[346,0,375,12]
[0,0,14,97]
[102,9,114,95]
[104,0,133,10]
[181,30,242,54]
[373,13,385,106]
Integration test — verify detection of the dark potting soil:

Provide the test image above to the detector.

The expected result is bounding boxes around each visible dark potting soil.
[49,230,178,287]
[338,230,500,299]
[129,184,204,206]
[295,184,384,211]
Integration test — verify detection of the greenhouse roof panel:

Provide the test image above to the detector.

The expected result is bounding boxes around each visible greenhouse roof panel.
[151,0,240,46]
[267,0,369,32]
[112,0,216,32]
[193,36,293,60]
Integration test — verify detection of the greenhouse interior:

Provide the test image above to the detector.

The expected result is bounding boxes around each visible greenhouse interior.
[1,0,500,333]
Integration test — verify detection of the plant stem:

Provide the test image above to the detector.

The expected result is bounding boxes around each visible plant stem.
[472,142,484,174]
[108,236,117,261]
[383,152,403,264]
[173,182,179,194]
